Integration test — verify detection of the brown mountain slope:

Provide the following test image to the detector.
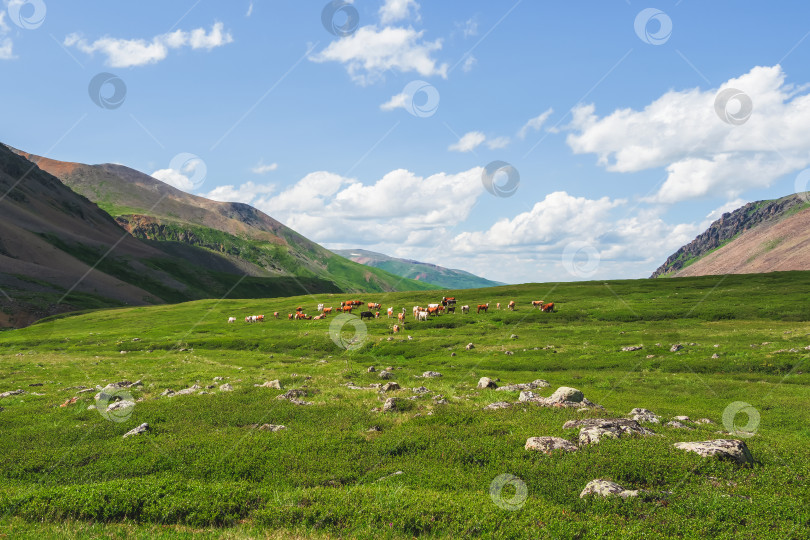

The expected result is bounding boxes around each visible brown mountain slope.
[10,148,439,294]
[652,194,810,278]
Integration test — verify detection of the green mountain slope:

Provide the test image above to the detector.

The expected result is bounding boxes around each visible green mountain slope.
[333,248,504,289]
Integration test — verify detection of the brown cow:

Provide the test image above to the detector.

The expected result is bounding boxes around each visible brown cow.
[274,312,279,319]
[531,301,543,308]
[541,302,555,313]
[477,303,489,314]
[323,307,333,314]
[397,312,405,322]
[508,301,515,311]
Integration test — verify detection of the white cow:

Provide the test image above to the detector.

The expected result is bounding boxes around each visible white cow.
[428,303,440,309]
[461,305,469,314]
[317,303,324,312]
[387,307,394,318]
[417,310,429,321]
[228,317,236,323]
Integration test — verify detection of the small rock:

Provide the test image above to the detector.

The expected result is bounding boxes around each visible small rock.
[518,391,536,402]
[672,415,691,422]
[497,379,550,392]
[123,423,149,438]
[367,426,381,432]
[450,353,456,357]
[673,439,754,465]
[28,383,43,387]
[278,389,307,400]
[160,389,175,397]
[666,421,693,430]
[580,479,639,498]
[549,387,583,403]
[510,334,518,339]
[0,389,24,398]
[107,400,135,412]
[407,336,413,340]
[504,351,514,355]
[367,366,376,373]
[484,401,512,410]
[477,377,498,389]
[262,380,282,389]
[422,371,442,378]
[525,436,578,454]
[219,383,233,392]
[711,353,720,359]
[629,408,661,424]
[621,346,643,352]
[466,343,475,350]
[378,371,393,380]
[412,386,429,394]
[258,424,286,432]
[382,397,398,412]
[694,418,714,425]
[175,384,201,396]
[381,382,400,392]
[646,355,655,359]
[213,376,223,381]
[670,344,683,352]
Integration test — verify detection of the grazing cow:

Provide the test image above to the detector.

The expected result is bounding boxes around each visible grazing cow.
[427,306,440,316]
[413,306,421,319]
[461,305,470,314]
[228,317,236,323]
[368,302,381,310]
[541,302,555,313]
[417,310,429,321]
[342,306,353,313]
[441,296,457,306]
[447,306,455,314]
[477,303,490,314]
[397,312,406,323]
[393,324,400,333]
[323,307,333,314]
[317,303,324,312]
[508,301,515,311]
[313,314,326,320]
[375,311,380,319]
[496,302,501,310]
[300,314,312,320]
[387,307,394,318]
[531,300,544,308]
[360,311,374,320]
[274,312,279,319]
[288,313,293,320]
[428,303,440,309]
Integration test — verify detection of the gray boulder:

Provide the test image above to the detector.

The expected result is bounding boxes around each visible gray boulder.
[673,439,754,465]
[123,423,149,438]
[580,479,639,498]
[549,387,583,403]
[525,436,578,454]
[477,377,498,389]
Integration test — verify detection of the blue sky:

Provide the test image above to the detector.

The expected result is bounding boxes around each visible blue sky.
[3,1,810,283]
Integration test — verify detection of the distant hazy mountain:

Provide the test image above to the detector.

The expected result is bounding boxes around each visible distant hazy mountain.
[652,193,810,278]
[333,249,505,289]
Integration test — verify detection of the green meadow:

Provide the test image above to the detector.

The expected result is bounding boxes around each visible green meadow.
[0,272,808,539]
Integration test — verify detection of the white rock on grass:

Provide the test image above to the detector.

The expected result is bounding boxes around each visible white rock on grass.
[378,371,393,380]
[381,382,400,392]
[564,418,656,445]
[123,423,149,438]
[484,401,512,411]
[262,380,283,389]
[549,387,583,403]
[382,397,398,412]
[497,379,550,392]
[580,479,639,498]
[666,421,693,430]
[672,415,691,422]
[219,383,233,392]
[422,371,442,378]
[629,408,661,423]
[673,439,754,465]
[258,424,286,432]
[477,377,498,389]
[106,400,135,413]
[525,436,578,454]
[175,384,201,396]
[0,390,24,398]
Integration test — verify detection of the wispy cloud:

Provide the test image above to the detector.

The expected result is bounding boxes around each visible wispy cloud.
[518,108,553,139]
[251,160,278,174]
[448,131,486,153]
[64,22,233,68]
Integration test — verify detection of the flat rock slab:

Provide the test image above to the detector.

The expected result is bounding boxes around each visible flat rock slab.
[422,371,442,378]
[484,401,512,411]
[0,390,25,398]
[666,420,694,430]
[566,418,656,445]
[381,382,400,392]
[549,386,584,403]
[477,377,498,389]
[382,397,398,412]
[580,479,639,498]
[123,423,149,438]
[674,439,754,465]
[629,408,661,423]
[525,436,578,454]
[496,379,550,392]
[258,424,286,432]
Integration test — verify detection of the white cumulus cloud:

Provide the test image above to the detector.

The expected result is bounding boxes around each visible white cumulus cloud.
[205,181,275,203]
[151,168,195,191]
[566,65,810,203]
[64,22,233,68]
[310,26,447,85]
[379,92,409,111]
[448,131,486,153]
[379,0,420,24]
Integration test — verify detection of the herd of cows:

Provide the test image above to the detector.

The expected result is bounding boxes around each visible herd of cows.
[228,297,555,328]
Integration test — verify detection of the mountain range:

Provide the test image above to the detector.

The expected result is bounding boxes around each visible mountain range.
[333,249,504,289]
[0,144,437,327]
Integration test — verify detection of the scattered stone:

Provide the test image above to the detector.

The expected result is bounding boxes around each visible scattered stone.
[175,384,201,396]
[714,344,720,348]
[518,391,536,402]
[206,385,217,389]
[367,366,376,373]
[646,355,656,359]
[484,401,512,410]
[262,380,283,389]
[219,383,233,392]
[564,418,656,445]
[78,387,96,394]
[580,479,639,499]
[434,398,449,405]
[477,377,498,389]
[549,387,583,403]
[367,426,381,432]
[422,371,442,378]
[629,408,661,423]
[670,344,683,352]
[258,424,286,432]
[123,423,149,438]
[382,397,398,412]
[525,436,578,454]
[378,371,393,380]
[213,376,223,381]
[672,415,690,422]
[107,400,135,413]
[497,379,550,392]
[466,343,475,350]
[0,390,24,398]
[412,386,429,394]
[510,334,518,339]
[381,382,400,392]
[278,389,307,400]
[288,398,313,406]
[504,351,514,355]
[408,336,413,340]
[694,418,714,425]
[450,353,456,357]
[711,353,720,359]
[160,389,175,397]
[28,383,43,387]
[86,405,95,411]
[673,439,754,465]
[666,421,693,430]
[621,346,643,352]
